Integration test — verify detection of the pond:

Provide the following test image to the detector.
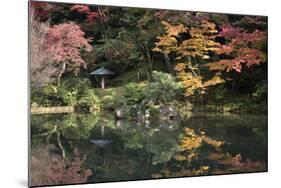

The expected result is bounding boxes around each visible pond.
[30,112,267,185]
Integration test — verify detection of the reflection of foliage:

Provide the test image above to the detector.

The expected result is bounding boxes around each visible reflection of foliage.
[205,152,266,174]
[32,114,99,158]
[150,125,265,179]
[177,128,224,162]
[32,113,99,140]
[61,114,100,140]
[123,134,144,149]
[252,127,267,145]
[31,112,267,182]
[94,112,116,129]
[121,124,180,165]
[146,136,179,165]
[151,165,210,178]
[31,144,92,187]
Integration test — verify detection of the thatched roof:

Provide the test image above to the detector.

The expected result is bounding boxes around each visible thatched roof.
[90,67,115,76]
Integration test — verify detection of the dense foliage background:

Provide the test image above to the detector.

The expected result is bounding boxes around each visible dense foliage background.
[30,1,267,114]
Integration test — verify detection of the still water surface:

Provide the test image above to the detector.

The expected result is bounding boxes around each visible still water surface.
[31,112,267,183]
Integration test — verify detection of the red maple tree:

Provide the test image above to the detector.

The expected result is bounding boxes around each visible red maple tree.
[71,5,100,23]
[44,22,93,83]
[206,22,266,73]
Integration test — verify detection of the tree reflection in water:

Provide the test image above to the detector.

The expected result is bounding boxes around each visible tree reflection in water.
[31,112,267,183]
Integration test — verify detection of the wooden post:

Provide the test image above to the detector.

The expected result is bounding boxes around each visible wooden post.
[101,76,105,89]
[101,125,104,137]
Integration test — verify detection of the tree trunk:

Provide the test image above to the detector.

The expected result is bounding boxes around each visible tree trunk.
[135,63,141,80]
[57,132,66,159]
[231,73,238,91]
[163,53,175,76]
[145,48,153,80]
[57,62,66,86]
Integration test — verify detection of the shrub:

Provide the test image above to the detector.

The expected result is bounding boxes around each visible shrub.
[31,77,100,110]
[31,85,66,107]
[252,80,267,102]
[213,85,227,101]
[104,72,183,109]
[145,71,183,103]
[77,89,100,109]
[123,83,146,105]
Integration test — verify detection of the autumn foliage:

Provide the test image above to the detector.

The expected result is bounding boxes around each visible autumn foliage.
[30,7,93,85]
[154,20,224,96]
[206,19,267,73]
[31,145,92,186]
[70,5,100,23]
[153,15,267,97]
[44,22,93,72]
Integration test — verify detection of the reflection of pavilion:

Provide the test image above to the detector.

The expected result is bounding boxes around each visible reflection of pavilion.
[90,125,113,148]
[90,124,114,167]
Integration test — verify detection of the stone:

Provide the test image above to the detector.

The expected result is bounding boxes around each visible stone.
[115,108,124,119]
[136,110,144,122]
[159,105,180,120]
[144,109,150,119]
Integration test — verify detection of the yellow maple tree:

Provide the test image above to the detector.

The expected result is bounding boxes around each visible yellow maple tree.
[154,20,224,97]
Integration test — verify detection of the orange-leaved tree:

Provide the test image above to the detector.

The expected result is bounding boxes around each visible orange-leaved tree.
[153,20,224,98]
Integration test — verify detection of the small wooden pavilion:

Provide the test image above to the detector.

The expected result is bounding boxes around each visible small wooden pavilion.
[90,67,115,89]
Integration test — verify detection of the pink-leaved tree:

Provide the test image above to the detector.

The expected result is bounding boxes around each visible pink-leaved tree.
[44,22,93,84]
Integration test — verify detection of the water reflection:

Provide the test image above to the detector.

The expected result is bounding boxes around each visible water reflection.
[31,112,267,184]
